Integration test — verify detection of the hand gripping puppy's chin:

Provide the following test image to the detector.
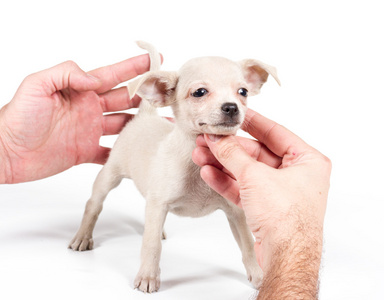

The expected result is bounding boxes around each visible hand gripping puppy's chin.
[69,41,280,293]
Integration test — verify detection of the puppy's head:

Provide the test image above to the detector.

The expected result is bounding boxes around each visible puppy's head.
[129,56,280,135]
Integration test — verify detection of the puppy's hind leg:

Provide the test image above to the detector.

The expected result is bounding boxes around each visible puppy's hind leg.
[224,205,263,289]
[69,163,123,251]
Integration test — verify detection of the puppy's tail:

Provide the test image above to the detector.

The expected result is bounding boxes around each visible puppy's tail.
[136,40,161,72]
[127,41,161,115]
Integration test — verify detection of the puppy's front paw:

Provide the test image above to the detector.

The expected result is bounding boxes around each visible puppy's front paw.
[247,267,263,290]
[68,233,94,251]
[134,269,161,293]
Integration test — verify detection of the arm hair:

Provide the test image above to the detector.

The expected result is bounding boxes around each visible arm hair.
[257,215,323,300]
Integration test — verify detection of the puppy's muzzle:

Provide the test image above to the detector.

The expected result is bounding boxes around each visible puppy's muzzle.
[197,102,241,133]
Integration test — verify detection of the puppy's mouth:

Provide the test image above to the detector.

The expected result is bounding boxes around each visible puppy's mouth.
[199,121,240,127]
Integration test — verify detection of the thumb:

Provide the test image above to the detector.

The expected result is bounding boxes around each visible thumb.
[204,134,255,180]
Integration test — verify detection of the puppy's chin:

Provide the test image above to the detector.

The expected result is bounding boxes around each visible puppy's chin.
[198,123,241,135]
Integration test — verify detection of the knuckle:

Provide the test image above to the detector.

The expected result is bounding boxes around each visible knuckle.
[60,60,81,74]
[217,142,241,162]
[22,73,35,84]
[63,60,78,68]
[312,150,332,176]
[322,154,332,171]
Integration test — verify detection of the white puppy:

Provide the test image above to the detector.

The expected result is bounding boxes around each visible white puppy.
[69,42,280,293]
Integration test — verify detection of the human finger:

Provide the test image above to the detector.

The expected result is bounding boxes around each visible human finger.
[203,134,259,180]
[89,54,152,94]
[200,165,242,207]
[27,61,102,96]
[196,135,281,168]
[91,146,111,165]
[193,144,238,180]
[242,108,309,157]
[103,113,134,135]
[243,138,282,169]
[192,146,223,170]
[99,87,141,112]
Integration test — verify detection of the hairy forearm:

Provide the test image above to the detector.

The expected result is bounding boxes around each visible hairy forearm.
[257,217,323,300]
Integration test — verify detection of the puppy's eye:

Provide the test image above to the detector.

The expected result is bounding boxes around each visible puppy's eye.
[238,88,248,97]
[191,88,208,98]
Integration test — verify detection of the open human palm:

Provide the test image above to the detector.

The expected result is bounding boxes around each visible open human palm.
[0,56,150,183]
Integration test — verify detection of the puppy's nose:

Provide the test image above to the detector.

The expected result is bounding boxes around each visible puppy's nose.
[221,103,239,118]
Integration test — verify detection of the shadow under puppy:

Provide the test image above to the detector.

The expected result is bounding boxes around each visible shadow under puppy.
[69,41,280,293]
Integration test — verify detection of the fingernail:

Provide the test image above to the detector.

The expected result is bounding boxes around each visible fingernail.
[207,134,222,142]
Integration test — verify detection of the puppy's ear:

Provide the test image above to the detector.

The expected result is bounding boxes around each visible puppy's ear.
[128,71,178,107]
[239,59,281,96]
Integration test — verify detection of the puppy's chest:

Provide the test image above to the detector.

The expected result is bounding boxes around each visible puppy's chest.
[168,163,223,217]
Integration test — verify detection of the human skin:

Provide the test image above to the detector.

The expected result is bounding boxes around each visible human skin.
[0,55,151,184]
[0,54,330,297]
[192,109,331,298]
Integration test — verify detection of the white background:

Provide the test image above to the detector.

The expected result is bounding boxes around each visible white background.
[1,1,383,299]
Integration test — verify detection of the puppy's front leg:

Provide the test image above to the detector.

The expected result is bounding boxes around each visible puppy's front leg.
[134,199,168,293]
[224,205,263,289]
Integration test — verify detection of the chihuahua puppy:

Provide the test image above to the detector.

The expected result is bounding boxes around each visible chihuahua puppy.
[69,42,280,293]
